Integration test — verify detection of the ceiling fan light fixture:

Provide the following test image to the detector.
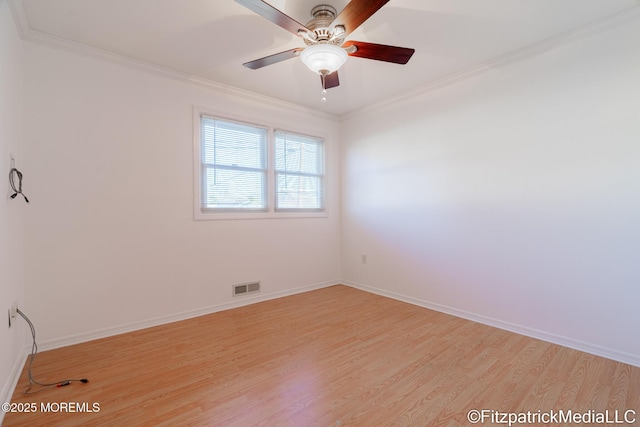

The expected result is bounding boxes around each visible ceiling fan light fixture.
[300,44,348,75]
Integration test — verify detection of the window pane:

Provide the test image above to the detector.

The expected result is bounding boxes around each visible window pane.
[275,131,322,174]
[204,167,266,210]
[274,131,324,211]
[276,173,322,210]
[202,117,266,169]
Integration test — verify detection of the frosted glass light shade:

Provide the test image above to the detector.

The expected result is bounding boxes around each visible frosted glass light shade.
[300,44,348,74]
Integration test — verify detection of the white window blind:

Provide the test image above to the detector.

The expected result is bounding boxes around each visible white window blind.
[201,116,267,210]
[275,131,324,211]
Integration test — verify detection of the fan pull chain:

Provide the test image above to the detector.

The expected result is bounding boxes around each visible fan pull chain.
[321,73,328,103]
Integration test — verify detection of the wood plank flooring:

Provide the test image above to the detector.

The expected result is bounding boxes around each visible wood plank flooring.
[4,285,639,426]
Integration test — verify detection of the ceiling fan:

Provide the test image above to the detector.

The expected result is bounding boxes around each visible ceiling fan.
[235,0,415,102]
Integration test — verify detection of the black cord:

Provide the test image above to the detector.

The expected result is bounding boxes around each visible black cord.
[9,168,29,203]
[16,308,88,394]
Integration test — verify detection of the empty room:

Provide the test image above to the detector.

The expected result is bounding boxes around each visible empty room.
[1,0,639,425]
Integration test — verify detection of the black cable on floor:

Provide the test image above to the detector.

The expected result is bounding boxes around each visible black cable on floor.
[16,308,88,394]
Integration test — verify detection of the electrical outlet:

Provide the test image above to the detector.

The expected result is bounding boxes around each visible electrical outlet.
[8,301,17,328]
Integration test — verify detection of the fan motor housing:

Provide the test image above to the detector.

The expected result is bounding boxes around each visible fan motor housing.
[304,4,344,45]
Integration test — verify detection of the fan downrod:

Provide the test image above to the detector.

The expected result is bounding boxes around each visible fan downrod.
[310,4,337,20]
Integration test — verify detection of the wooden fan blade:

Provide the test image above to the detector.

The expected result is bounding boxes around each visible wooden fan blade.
[344,41,415,64]
[243,48,302,70]
[322,71,340,89]
[235,0,312,37]
[331,0,390,38]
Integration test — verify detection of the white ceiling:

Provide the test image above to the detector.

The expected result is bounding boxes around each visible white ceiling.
[15,0,640,116]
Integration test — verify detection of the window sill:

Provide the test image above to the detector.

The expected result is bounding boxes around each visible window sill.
[194,211,328,221]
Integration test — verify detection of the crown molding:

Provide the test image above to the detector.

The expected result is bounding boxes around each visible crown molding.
[6,0,340,122]
[341,5,640,121]
[6,0,27,38]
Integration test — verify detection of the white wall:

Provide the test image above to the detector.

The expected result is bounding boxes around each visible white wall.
[22,42,342,346]
[0,0,26,412]
[341,14,640,365]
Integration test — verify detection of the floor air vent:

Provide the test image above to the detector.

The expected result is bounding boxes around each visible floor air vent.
[233,282,260,297]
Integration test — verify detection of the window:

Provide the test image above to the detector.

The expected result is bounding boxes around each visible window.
[195,111,326,219]
[275,131,324,211]
[200,117,268,211]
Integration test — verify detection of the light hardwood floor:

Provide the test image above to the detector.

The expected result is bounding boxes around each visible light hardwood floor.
[4,285,639,426]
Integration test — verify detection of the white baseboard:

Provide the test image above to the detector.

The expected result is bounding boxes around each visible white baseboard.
[37,280,340,352]
[343,280,640,368]
[0,353,27,425]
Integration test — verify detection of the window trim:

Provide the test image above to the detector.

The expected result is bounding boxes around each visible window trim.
[193,106,328,220]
